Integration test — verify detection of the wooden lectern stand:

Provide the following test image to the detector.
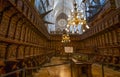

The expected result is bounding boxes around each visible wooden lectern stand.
[71,58,92,77]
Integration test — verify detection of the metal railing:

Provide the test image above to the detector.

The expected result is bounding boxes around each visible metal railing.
[0,62,70,77]
[0,66,41,77]
[1,69,25,77]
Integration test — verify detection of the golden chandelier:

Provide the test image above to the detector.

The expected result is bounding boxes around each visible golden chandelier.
[61,30,70,43]
[61,34,70,43]
[67,2,89,32]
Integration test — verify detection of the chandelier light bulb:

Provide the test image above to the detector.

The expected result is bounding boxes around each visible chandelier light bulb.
[77,15,79,18]
[81,15,84,18]
[65,28,67,31]
[67,24,69,27]
[71,10,74,12]
[67,29,69,32]
[80,10,83,13]
[86,25,90,29]
[73,22,75,25]
[83,29,85,32]
[84,17,86,20]
[67,18,70,20]
[68,15,71,17]
[80,22,83,25]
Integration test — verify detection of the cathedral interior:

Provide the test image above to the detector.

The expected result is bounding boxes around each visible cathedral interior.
[0,0,120,77]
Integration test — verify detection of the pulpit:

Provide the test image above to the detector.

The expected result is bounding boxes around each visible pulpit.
[71,59,92,77]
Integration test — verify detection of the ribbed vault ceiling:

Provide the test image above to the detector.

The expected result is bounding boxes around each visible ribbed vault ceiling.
[35,0,84,34]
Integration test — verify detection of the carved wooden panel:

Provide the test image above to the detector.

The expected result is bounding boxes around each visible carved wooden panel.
[20,25,26,41]
[30,14,33,21]
[31,15,34,23]
[24,27,29,42]
[35,34,37,44]
[105,33,108,45]
[117,28,120,43]
[10,0,17,4]
[113,15,119,24]
[32,32,35,43]
[112,30,118,44]
[113,48,119,56]
[0,43,7,59]
[17,45,24,58]
[28,30,32,43]
[27,29,31,42]
[95,37,98,47]
[17,0,23,11]
[109,49,113,55]
[8,16,18,38]
[105,21,109,28]
[33,47,36,56]
[36,37,39,45]
[7,44,17,59]
[15,20,22,40]
[108,32,112,44]
[34,47,38,56]
[0,13,9,36]
[24,46,30,57]
[99,35,102,46]
[37,48,39,55]
[23,5,28,15]
[31,31,34,43]
[28,10,31,19]
[108,17,113,26]
[30,47,34,56]
[95,37,98,46]
[107,32,110,45]
[1,7,16,36]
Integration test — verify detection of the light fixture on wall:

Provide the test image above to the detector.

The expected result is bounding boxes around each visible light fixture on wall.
[67,2,89,32]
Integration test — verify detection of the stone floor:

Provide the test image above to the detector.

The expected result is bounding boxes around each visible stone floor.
[92,64,120,77]
[33,57,71,77]
[33,57,120,77]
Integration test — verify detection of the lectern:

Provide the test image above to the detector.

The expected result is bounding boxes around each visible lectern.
[71,59,92,77]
